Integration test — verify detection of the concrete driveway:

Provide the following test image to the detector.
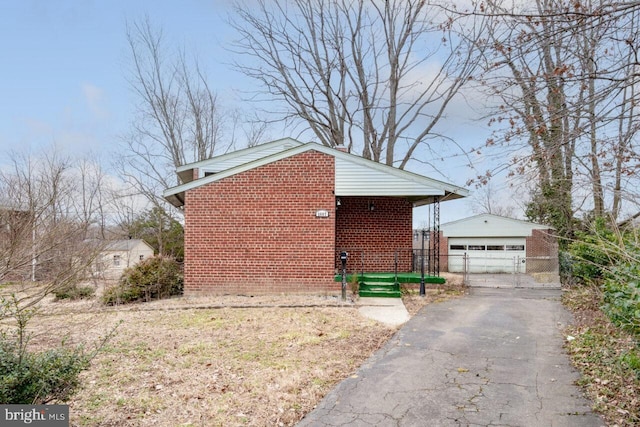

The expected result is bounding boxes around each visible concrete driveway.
[297,288,604,427]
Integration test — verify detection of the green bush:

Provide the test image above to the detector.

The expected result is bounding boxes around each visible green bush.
[620,349,640,379]
[102,256,183,305]
[602,265,640,336]
[0,295,103,404]
[568,218,619,284]
[0,339,90,404]
[54,284,95,300]
[558,250,575,286]
[568,218,640,338]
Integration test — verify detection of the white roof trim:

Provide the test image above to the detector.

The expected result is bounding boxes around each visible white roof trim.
[440,213,554,238]
[176,138,304,173]
[164,141,469,206]
[441,213,552,229]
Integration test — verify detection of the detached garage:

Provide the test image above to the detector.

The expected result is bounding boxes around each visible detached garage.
[440,214,558,274]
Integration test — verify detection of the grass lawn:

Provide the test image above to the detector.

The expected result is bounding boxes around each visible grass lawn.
[16,283,464,426]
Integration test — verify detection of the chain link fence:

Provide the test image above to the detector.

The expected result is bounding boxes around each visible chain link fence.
[333,249,560,288]
[460,254,561,288]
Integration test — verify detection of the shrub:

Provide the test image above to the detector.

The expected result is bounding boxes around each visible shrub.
[54,284,95,300]
[568,218,640,339]
[602,264,640,337]
[102,256,183,305]
[558,250,575,286]
[568,218,619,284]
[0,339,90,403]
[0,295,107,404]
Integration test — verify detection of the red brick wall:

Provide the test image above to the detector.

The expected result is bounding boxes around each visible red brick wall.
[526,229,558,257]
[526,229,559,273]
[438,232,449,273]
[184,151,336,294]
[335,196,413,273]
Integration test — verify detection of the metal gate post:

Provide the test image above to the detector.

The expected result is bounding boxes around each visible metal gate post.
[340,251,348,301]
[420,229,425,296]
[394,251,398,284]
[433,197,440,276]
[463,253,469,285]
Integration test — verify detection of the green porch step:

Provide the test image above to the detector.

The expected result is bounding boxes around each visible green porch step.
[334,272,447,298]
[358,281,402,298]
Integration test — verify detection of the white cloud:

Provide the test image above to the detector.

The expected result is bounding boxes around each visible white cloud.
[81,82,110,120]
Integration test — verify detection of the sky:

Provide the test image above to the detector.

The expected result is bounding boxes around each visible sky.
[0,0,239,157]
[0,0,516,225]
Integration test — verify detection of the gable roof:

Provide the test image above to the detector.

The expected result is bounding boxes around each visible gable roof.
[441,214,553,238]
[164,139,469,208]
[176,138,304,184]
[86,239,154,252]
[102,239,154,252]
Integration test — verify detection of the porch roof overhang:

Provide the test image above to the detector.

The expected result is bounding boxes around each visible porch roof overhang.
[332,156,467,206]
[163,141,468,208]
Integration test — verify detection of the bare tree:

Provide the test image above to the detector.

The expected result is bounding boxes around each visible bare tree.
[469,0,640,238]
[71,155,111,239]
[230,0,488,168]
[470,180,518,218]
[604,4,640,219]
[119,18,235,211]
[0,148,100,311]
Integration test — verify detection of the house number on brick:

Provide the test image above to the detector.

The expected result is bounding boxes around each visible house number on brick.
[315,210,330,218]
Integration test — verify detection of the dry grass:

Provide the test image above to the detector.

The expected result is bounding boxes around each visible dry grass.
[13,281,464,427]
[400,273,467,316]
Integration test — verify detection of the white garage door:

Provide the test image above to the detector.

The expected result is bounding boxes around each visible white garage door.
[448,237,526,273]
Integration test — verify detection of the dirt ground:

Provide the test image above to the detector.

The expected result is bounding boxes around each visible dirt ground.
[15,275,465,427]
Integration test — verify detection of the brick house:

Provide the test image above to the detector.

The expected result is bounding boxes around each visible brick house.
[164,138,468,295]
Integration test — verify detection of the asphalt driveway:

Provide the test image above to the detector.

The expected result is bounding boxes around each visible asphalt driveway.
[298,288,604,427]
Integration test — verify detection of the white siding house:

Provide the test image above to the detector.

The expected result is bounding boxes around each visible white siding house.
[94,239,154,279]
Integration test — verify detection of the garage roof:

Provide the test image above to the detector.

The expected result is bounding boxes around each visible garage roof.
[441,214,553,238]
[164,139,468,208]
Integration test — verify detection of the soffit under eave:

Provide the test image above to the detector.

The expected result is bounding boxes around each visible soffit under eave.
[178,169,194,185]
[410,192,466,206]
[334,157,468,200]
[165,192,184,208]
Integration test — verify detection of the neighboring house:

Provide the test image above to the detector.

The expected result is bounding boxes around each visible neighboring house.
[164,138,469,295]
[438,214,558,275]
[94,239,155,279]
